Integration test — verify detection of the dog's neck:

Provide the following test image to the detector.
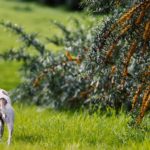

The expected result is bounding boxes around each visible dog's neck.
[0,105,7,120]
[0,109,6,120]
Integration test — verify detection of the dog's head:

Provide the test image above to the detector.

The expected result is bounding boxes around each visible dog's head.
[0,98,7,109]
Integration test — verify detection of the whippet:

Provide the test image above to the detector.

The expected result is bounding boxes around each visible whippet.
[0,89,14,145]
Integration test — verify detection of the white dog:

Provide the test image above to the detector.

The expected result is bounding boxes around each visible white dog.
[0,89,14,145]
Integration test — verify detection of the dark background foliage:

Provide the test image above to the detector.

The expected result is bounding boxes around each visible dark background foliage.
[18,0,81,10]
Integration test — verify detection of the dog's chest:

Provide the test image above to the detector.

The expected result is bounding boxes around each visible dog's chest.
[0,107,6,119]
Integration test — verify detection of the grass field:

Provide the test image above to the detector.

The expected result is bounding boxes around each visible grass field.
[0,104,149,150]
[0,0,88,51]
[0,0,149,150]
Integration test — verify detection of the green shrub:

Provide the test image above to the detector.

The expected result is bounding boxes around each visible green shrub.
[81,0,131,14]
[0,18,94,109]
[0,0,149,123]
[82,0,150,123]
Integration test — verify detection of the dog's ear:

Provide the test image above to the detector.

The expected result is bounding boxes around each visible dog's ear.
[2,90,8,96]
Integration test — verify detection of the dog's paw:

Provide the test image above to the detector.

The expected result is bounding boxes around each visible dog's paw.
[7,140,11,145]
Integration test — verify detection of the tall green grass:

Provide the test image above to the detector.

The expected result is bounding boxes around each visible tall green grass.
[0,104,149,150]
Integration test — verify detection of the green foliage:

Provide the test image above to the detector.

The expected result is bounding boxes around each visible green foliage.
[0,0,149,123]
[0,19,93,109]
[81,0,131,14]
[82,0,150,122]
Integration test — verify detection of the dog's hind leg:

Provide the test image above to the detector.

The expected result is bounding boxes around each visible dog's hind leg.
[0,118,4,140]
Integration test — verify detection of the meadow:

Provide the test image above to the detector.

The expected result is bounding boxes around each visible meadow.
[0,0,149,149]
[0,104,149,150]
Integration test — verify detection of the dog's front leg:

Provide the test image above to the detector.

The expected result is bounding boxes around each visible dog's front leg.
[0,119,4,140]
[7,123,13,145]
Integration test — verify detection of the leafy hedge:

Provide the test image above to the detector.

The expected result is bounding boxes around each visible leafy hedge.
[82,0,150,123]
[0,0,149,123]
[0,18,94,109]
[81,0,132,14]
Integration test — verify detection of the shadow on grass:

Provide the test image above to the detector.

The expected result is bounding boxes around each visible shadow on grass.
[13,5,33,12]
[14,134,46,143]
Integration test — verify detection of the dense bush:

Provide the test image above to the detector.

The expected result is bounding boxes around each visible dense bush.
[82,0,150,123]
[81,0,132,14]
[0,18,94,109]
[0,0,149,123]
